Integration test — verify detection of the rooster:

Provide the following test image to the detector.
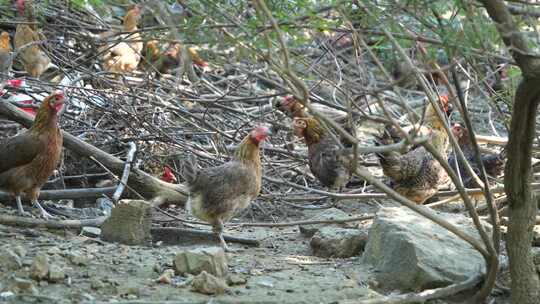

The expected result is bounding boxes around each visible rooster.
[0,31,13,82]
[183,126,271,250]
[448,123,504,188]
[292,117,353,190]
[0,90,64,219]
[375,101,450,204]
[101,5,143,74]
[14,0,52,78]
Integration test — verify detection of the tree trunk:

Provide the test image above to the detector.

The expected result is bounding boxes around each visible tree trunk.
[0,102,188,208]
[504,78,540,303]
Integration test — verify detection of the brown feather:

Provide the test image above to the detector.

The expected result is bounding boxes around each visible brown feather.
[0,92,63,201]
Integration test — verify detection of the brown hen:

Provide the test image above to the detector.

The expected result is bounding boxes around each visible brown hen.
[375,101,450,204]
[14,0,51,78]
[293,117,352,190]
[183,126,271,250]
[0,90,64,218]
[0,31,13,81]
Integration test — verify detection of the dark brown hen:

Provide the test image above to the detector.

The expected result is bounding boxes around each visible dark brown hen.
[448,123,505,188]
[375,102,450,204]
[0,90,64,218]
[183,126,271,250]
[293,117,352,190]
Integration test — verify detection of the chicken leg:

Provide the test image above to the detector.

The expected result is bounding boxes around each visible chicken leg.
[16,196,30,217]
[32,199,55,219]
[213,219,230,251]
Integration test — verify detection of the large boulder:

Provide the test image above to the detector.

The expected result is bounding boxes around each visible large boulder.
[363,206,487,291]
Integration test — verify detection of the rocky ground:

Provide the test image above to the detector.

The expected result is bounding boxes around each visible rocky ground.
[0,198,536,304]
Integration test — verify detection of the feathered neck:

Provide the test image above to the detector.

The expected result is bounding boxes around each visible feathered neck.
[234,135,261,166]
[123,9,139,32]
[30,101,58,134]
[302,118,325,145]
[0,34,10,50]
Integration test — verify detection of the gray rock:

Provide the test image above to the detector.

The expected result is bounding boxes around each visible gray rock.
[174,247,227,277]
[90,278,105,290]
[226,274,247,286]
[116,283,140,297]
[47,265,65,283]
[310,227,368,258]
[299,208,355,237]
[533,225,540,247]
[0,248,23,270]
[191,271,227,295]
[67,251,90,266]
[101,200,152,246]
[30,253,49,281]
[9,278,38,294]
[81,227,102,238]
[363,207,487,291]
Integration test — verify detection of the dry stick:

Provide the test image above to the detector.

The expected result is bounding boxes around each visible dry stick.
[237,214,374,228]
[150,227,259,247]
[0,214,106,229]
[0,187,116,201]
[348,272,483,304]
[111,141,137,204]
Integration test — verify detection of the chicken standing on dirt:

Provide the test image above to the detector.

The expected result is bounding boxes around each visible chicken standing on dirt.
[0,32,13,82]
[101,5,143,74]
[448,123,504,188]
[293,117,353,190]
[183,126,271,250]
[14,0,51,78]
[375,101,451,204]
[0,90,64,219]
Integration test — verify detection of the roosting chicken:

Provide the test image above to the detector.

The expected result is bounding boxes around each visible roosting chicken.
[448,123,505,188]
[101,5,143,74]
[14,0,51,78]
[0,31,13,81]
[293,117,353,190]
[0,90,64,219]
[375,100,451,204]
[144,41,208,77]
[183,126,271,250]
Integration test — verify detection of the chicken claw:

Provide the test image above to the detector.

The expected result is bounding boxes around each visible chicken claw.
[16,196,31,217]
[33,200,55,220]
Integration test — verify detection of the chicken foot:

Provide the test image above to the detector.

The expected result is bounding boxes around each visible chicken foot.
[32,200,55,220]
[16,196,31,217]
[213,220,231,252]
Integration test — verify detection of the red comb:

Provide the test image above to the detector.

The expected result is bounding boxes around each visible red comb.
[6,79,24,88]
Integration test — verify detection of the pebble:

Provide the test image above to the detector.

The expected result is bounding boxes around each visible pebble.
[30,253,49,281]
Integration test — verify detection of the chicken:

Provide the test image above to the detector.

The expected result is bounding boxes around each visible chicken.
[141,40,161,69]
[101,5,143,74]
[448,123,504,188]
[145,41,208,77]
[187,46,208,68]
[375,101,450,204]
[292,117,353,190]
[14,0,51,78]
[0,90,64,219]
[161,166,177,183]
[183,126,271,250]
[0,31,13,82]
[277,96,355,148]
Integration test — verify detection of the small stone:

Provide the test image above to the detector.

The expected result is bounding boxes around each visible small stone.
[90,278,105,290]
[0,291,15,300]
[157,269,175,284]
[12,246,26,259]
[226,274,247,286]
[310,227,368,258]
[47,247,62,256]
[101,200,152,246]
[0,248,23,270]
[116,283,140,297]
[174,247,227,277]
[81,227,101,238]
[30,253,49,281]
[10,278,38,294]
[47,265,65,283]
[67,251,90,266]
[190,271,227,295]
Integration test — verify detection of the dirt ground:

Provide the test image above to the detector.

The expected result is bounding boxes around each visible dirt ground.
[0,198,515,304]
